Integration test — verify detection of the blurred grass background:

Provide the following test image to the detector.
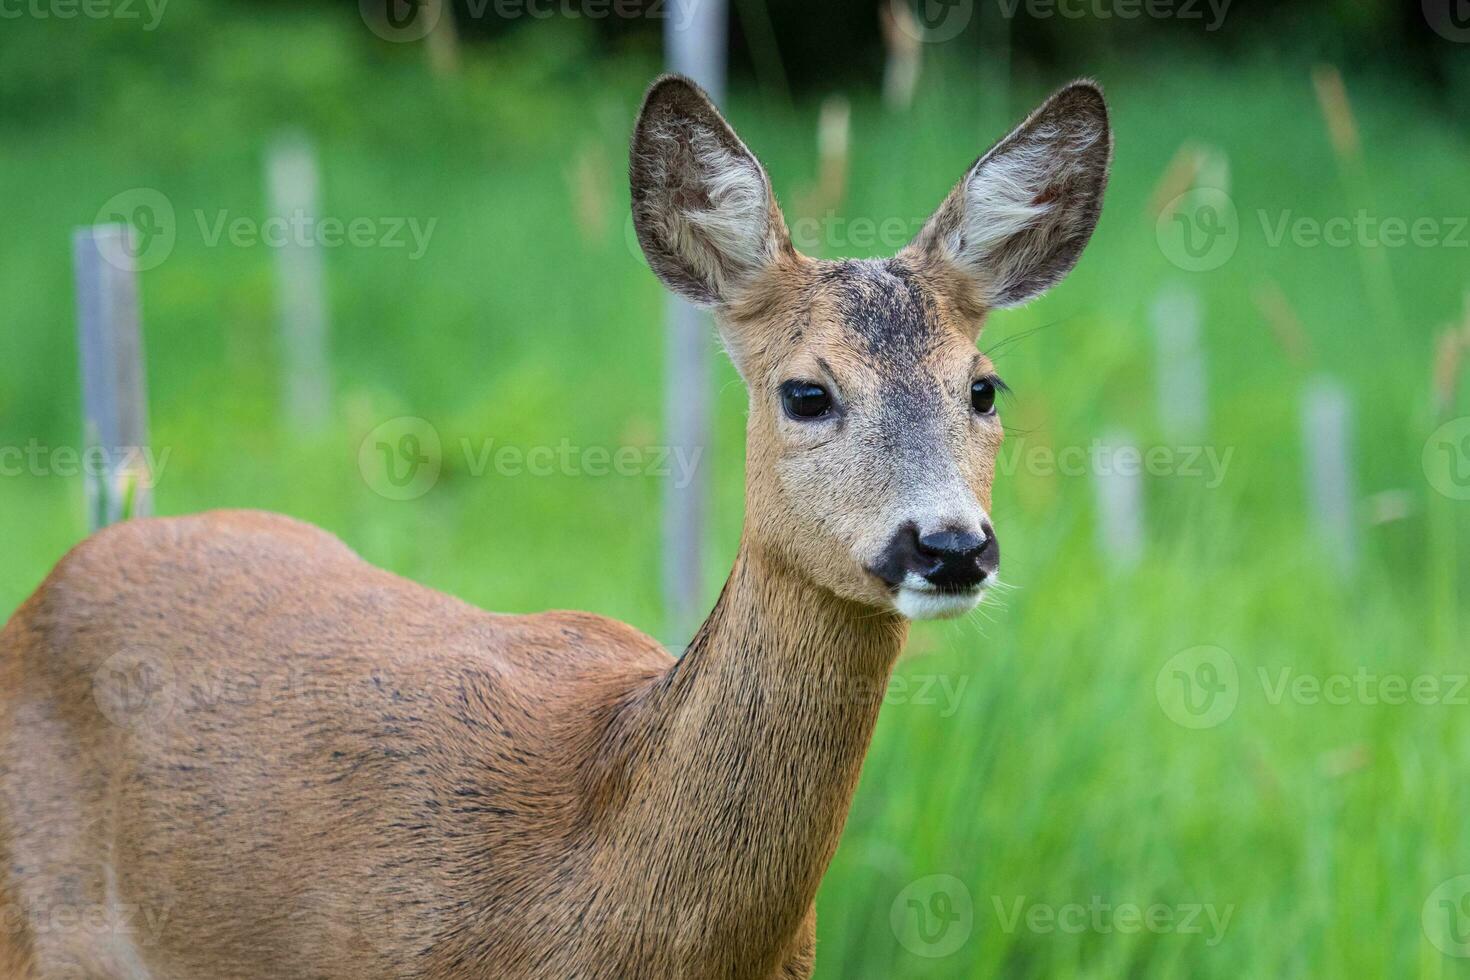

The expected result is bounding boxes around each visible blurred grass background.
[3,1,1470,976]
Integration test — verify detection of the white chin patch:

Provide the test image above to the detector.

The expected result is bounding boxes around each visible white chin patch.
[894,585,985,621]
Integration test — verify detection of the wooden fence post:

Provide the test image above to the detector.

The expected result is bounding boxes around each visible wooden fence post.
[266,133,332,433]
[880,0,921,111]
[1093,431,1144,571]
[73,225,152,530]
[1301,377,1357,573]
[661,0,727,645]
[1150,282,1208,445]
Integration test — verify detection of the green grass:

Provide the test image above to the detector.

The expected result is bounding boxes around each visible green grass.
[2,9,1469,977]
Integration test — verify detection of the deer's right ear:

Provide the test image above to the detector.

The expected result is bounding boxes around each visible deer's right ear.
[630,75,791,306]
[904,81,1112,311]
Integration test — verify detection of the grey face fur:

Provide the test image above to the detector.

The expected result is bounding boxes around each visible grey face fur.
[630,75,1112,619]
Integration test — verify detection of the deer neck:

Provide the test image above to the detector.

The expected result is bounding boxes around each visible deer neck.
[601,539,908,966]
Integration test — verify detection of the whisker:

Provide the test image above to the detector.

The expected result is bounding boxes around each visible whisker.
[984,316,1075,361]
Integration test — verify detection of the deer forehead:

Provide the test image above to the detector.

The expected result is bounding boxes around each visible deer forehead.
[755,258,987,393]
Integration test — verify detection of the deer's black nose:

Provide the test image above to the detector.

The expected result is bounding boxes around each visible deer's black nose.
[917,529,985,561]
[871,522,999,591]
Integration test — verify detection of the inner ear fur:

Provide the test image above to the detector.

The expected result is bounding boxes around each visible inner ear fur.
[629,75,793,307]
[904,80,1112,310]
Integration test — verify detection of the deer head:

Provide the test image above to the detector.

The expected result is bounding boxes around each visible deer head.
[631,76,1111,621]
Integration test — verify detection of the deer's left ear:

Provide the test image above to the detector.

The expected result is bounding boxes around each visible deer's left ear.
[905,81,1112,309]
[630,75,792,307]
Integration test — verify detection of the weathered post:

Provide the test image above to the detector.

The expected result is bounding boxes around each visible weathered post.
[1150,282,1209,445]
[1301,377,1357,573]
[662,0,727,644]
[266,132,332,433]
[1092,431,1144,571]
[880,0,921,111]
[73,225,152,530]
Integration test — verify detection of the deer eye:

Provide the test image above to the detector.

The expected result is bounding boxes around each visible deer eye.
[781,381,832,420]
[970,379,998,416]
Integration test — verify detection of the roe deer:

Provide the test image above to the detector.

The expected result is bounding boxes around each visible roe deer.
[0,75,1110,979]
